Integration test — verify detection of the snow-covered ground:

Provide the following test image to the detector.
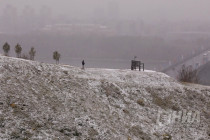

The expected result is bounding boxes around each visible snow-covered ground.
[0,56,209,140]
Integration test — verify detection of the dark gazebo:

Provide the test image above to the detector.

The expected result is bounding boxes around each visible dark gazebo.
[131,60,144,71]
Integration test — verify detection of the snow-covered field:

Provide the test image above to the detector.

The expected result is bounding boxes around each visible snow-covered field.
[0,56,209,140]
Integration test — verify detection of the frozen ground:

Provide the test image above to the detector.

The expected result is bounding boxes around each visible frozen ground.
[0,56,209,140]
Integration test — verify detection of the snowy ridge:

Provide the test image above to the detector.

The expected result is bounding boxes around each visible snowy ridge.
[0,56,209,140]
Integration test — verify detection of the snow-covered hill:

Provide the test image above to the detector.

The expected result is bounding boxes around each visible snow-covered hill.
[0,56,209,140]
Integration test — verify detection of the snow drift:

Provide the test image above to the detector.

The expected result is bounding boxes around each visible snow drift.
[0,56,209,140]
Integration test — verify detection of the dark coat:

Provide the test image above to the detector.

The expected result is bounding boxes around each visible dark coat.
[82,60,85,65]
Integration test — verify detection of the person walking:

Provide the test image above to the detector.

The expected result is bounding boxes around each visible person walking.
[82,60,85,69]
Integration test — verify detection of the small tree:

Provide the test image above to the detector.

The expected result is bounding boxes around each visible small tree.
[53,51,61,64]
[3,42,10,56]
[15,43,22,58]
[177,65,199,83]
[29,47,36,60]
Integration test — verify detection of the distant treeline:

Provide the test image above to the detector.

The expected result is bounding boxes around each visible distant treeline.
[1,42,61,64]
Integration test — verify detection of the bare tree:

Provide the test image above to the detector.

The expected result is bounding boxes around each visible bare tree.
[29,47,36,60]
[177,65,199,83]
[53,51,61,64]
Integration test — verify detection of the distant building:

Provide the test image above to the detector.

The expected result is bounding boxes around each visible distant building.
[166,32,210,41]
[40,24,116,36]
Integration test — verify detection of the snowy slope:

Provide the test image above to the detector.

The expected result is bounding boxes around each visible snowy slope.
[0,56,209,140]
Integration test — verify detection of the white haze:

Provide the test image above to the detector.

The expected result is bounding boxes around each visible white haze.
[1,0,210,21]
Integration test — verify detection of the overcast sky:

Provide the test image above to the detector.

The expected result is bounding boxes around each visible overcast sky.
[1,0,210,21]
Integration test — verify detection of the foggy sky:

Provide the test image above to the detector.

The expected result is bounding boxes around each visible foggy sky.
[1,0,210,70]
[1,0,210,21]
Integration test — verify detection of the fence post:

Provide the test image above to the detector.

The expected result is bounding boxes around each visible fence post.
[131,60,133,70]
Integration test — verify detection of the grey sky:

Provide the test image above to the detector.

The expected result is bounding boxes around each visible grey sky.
[1,0,210,21]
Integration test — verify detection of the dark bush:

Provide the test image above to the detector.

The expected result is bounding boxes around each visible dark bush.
[177,65,199,83]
